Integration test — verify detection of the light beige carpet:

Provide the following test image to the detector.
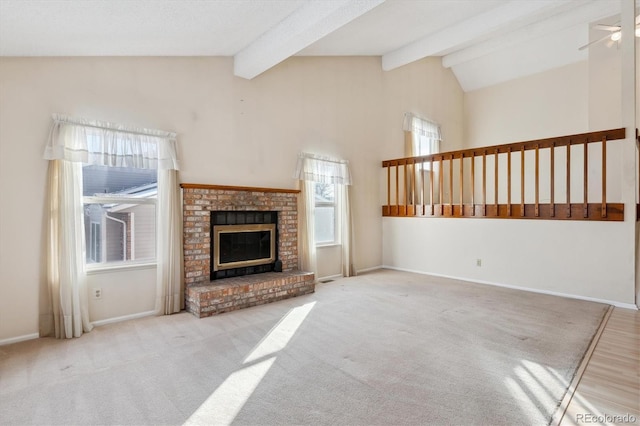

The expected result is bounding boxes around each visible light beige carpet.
[0,270,608,425]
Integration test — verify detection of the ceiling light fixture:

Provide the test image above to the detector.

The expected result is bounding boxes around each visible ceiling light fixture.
[610,28,640,41]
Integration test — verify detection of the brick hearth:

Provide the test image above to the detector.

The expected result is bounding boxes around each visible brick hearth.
[186,271,315,318]
[180,183,314,317]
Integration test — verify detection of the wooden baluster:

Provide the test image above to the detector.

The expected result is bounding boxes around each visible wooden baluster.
[567,141,571,218]
[395,162,399,212]
[494,149,499,214]
[430,158,434,216]
[482,151,487,216]
[583,139,588,218]
[471,154,475,216]
[550,143,555,217]
[507,147,512,217]
[407,161,412,211]
[601,137,607,218]
[520,146,525,217]
[386,164,391,211]
[403,162,408,216]
[449,155,453,216]
[535,144,539,217]
[459,154,464,216]
[411,159,417,215]
[416,160,420,210]
[420,159,426,216]
[439,157,444,215]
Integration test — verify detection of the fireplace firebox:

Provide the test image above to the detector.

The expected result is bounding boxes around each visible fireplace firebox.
[210,211,278,280]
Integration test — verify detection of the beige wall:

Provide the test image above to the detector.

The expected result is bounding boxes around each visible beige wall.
[464,61,589,146]
[0,56,464,341]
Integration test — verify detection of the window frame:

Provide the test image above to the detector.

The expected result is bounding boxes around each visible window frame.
[89,221,102,263]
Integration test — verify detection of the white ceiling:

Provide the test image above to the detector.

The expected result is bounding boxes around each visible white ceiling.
[0,0,623,91]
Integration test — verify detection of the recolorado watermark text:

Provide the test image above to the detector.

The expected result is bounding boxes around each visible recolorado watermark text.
[575,413,637,424]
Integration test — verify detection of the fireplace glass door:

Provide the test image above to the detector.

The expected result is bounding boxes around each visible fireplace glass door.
[213,224,276,271]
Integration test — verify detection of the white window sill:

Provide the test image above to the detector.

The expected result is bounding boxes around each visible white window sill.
[316,243,342,249]
[86,261,157,275]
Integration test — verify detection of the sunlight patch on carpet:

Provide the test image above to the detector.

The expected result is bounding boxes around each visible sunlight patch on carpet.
[507,359,573,422]
[514,364,557,409]
[505,376,545,419]
[184,301,316,426]
[183,357,276,426]
[244,301,316,364]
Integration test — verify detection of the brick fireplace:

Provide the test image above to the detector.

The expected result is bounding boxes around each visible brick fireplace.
[180,184,315,317]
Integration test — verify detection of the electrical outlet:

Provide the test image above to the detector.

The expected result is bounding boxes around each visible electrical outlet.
[476,259,482,267]
[93,288,102,299]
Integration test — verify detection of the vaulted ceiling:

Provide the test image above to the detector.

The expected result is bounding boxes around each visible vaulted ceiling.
[0,0,624,91]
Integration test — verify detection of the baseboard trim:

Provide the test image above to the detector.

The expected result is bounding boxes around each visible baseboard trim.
[317,274,343,283]
[91,310,156,327]
[0,332,39,346]
[381,266,638,310]
[356,265,383,274]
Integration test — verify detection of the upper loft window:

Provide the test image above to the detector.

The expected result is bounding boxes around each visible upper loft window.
[404,113,442,169]
[82,165,157,267]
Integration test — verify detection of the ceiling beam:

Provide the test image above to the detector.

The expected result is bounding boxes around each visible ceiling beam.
[382,0,572,72]
[442,1,620,68]
[234,0,385,80]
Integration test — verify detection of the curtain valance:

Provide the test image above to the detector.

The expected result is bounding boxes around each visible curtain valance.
[43,114,180,170]
[293,152,352,185]
[403,112,442,142]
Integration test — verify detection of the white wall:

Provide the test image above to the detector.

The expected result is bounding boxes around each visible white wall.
[87,266,156,322]
[316,245,342,280]
[0,56,464,341]
[383,217,635,304]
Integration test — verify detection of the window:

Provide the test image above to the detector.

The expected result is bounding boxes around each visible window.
[314,182,338,245]
[404,113,442,170]
[82,164,157,267]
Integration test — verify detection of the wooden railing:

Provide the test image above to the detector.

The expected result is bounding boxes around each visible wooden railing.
[382,128,626,221]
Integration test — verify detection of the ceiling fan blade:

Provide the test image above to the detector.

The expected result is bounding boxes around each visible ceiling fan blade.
[593,24,620,32]
[578,33,614,51]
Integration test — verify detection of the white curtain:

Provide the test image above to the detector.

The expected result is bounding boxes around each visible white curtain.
[293,152,353,279]
[155,167,183,315]
[337,184,355,277]
[47,160,93,338]
[293,152,352,185]
[44,115,181,338]
[44,114,179,169]
[298,180,317,279]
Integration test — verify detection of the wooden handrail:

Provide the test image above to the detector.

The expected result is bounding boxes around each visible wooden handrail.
[382,128,625,167]
[382,128,627,222]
